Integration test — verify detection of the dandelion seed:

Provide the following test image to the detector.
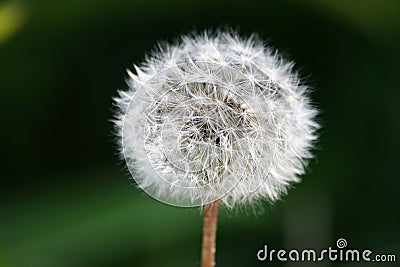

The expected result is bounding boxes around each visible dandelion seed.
[114,30,318,208]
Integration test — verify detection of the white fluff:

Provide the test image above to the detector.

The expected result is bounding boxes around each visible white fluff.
[113,30,319,208]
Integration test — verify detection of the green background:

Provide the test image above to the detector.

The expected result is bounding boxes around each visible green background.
[0,0,399,266]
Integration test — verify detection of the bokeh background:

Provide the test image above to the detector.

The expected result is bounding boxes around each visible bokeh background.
[1,0,399,266]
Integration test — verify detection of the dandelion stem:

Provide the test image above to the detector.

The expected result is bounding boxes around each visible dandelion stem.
[201,200,220,267]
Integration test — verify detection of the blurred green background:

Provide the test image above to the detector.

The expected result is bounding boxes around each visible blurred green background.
[0,0,399,266]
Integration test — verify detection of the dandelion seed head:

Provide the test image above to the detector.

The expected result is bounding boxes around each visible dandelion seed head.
[113,30,319,208]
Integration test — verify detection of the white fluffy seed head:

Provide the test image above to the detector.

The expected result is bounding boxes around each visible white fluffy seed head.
[113,30,319,209]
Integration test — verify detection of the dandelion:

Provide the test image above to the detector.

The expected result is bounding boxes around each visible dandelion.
[113,29,319,267]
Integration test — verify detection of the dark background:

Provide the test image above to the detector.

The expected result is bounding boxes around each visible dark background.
[0,0,399,266]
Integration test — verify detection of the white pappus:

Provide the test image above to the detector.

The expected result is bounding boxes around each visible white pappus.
[113,30,319,209]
